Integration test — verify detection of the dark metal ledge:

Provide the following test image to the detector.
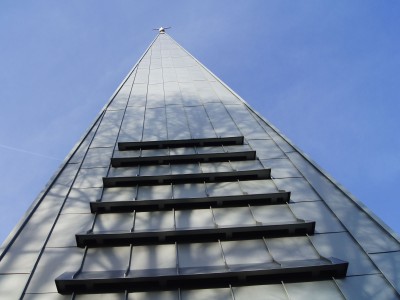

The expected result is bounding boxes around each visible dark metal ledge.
[90,192,291,213]
[111,151,256,167]
[118,136,244,151]
[75,221,315,247]
[103,169,271,187]
[55,258,348,294]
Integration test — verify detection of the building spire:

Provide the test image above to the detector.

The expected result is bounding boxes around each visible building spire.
[152,26,171,34]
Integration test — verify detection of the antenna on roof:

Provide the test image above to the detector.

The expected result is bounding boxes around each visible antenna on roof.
[152,27,171,34]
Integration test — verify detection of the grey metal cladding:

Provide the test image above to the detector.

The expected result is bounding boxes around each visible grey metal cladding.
[166,105,191,139]
[73,167,108,188]
[93,212,134,232]
[26,247,83,293]
[164,82,183,105]
[162,67,178,82]
[118,106,145,142]
[337,274,399,300]
[82,246,131,272]
[146,83,165,108]
[0,274,30,299]
[225,104,271,139]
[102,186,136,202]
[184,105,216,138]
[211,81,241,104]
[47,213,93,247]
[287,151,400,253]
[232,284,287,300]
[135,211,174,231]
[310,232,378,276]
[175,209,214,229]
[194,81,219,102]
[142,107,168,140]
[127,291,178,300]
[248,140,286,160]
[260,158,302,178]
[178,242,224,268]
[212,207,255,226]
[23,293,73,300]
[127,83,147,107]
[136,184,172,200]
[179,82,202,105]
[107,84,131,111]
[204,102,242,137]
[75,294,125,300]
[134,67,149,84]
[173,183,207,198]
[81,146,113,168]
[181,288,232,300]
[290,201,345,233]
[2,33,400,299]
[0,183,71,273]
[62,187,102,213]
[131,244,176,270]
[284,280,345,300]
[221,240,273,264]
[370,251,400,291]
[90,110,124,148]
[274,177,321,202]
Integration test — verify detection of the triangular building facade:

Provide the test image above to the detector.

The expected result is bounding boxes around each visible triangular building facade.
[1,32,399,299]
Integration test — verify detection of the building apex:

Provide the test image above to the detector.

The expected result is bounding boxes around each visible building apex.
[153,26,171,34]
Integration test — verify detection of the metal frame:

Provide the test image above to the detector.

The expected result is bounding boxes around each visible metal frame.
[111,150,256,167]
[118,136,244,150]
[75,221,316,247]
[90,191,291,213]
[55,258,348,294]
[103,169,271,187]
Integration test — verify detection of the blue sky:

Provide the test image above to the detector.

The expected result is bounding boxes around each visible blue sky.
[0,1,399,243]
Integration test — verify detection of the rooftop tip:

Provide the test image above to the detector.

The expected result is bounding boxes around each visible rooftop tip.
[152,26,171,34]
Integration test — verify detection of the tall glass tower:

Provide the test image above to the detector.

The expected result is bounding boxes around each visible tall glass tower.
[0,32,399,299]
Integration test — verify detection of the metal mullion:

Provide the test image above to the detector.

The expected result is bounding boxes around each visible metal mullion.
[210,206,218,228]
[248,204,262,225]
[139,43,153,142]
[87,213,98,234]
[134,184,139,200]
[271,178,284,196]
[124,244,134,278]
[332,277,348,299]
[161,62,169,141]
[202,103,219,138]
[171,183,175,199]
[173,208,176,230]
[131,210,136,232]
[198,161,204,173]
[285,202,304,222]
[237,179,248,195]
[229,284,236,300]
[72,246,88,279]
[204,181,210,197]
[306,234,325,260]
[282,281,292,300]
[218,239,230,271]
[175,242,180,275]
[228,159,237,172]
[262,237,281,267]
